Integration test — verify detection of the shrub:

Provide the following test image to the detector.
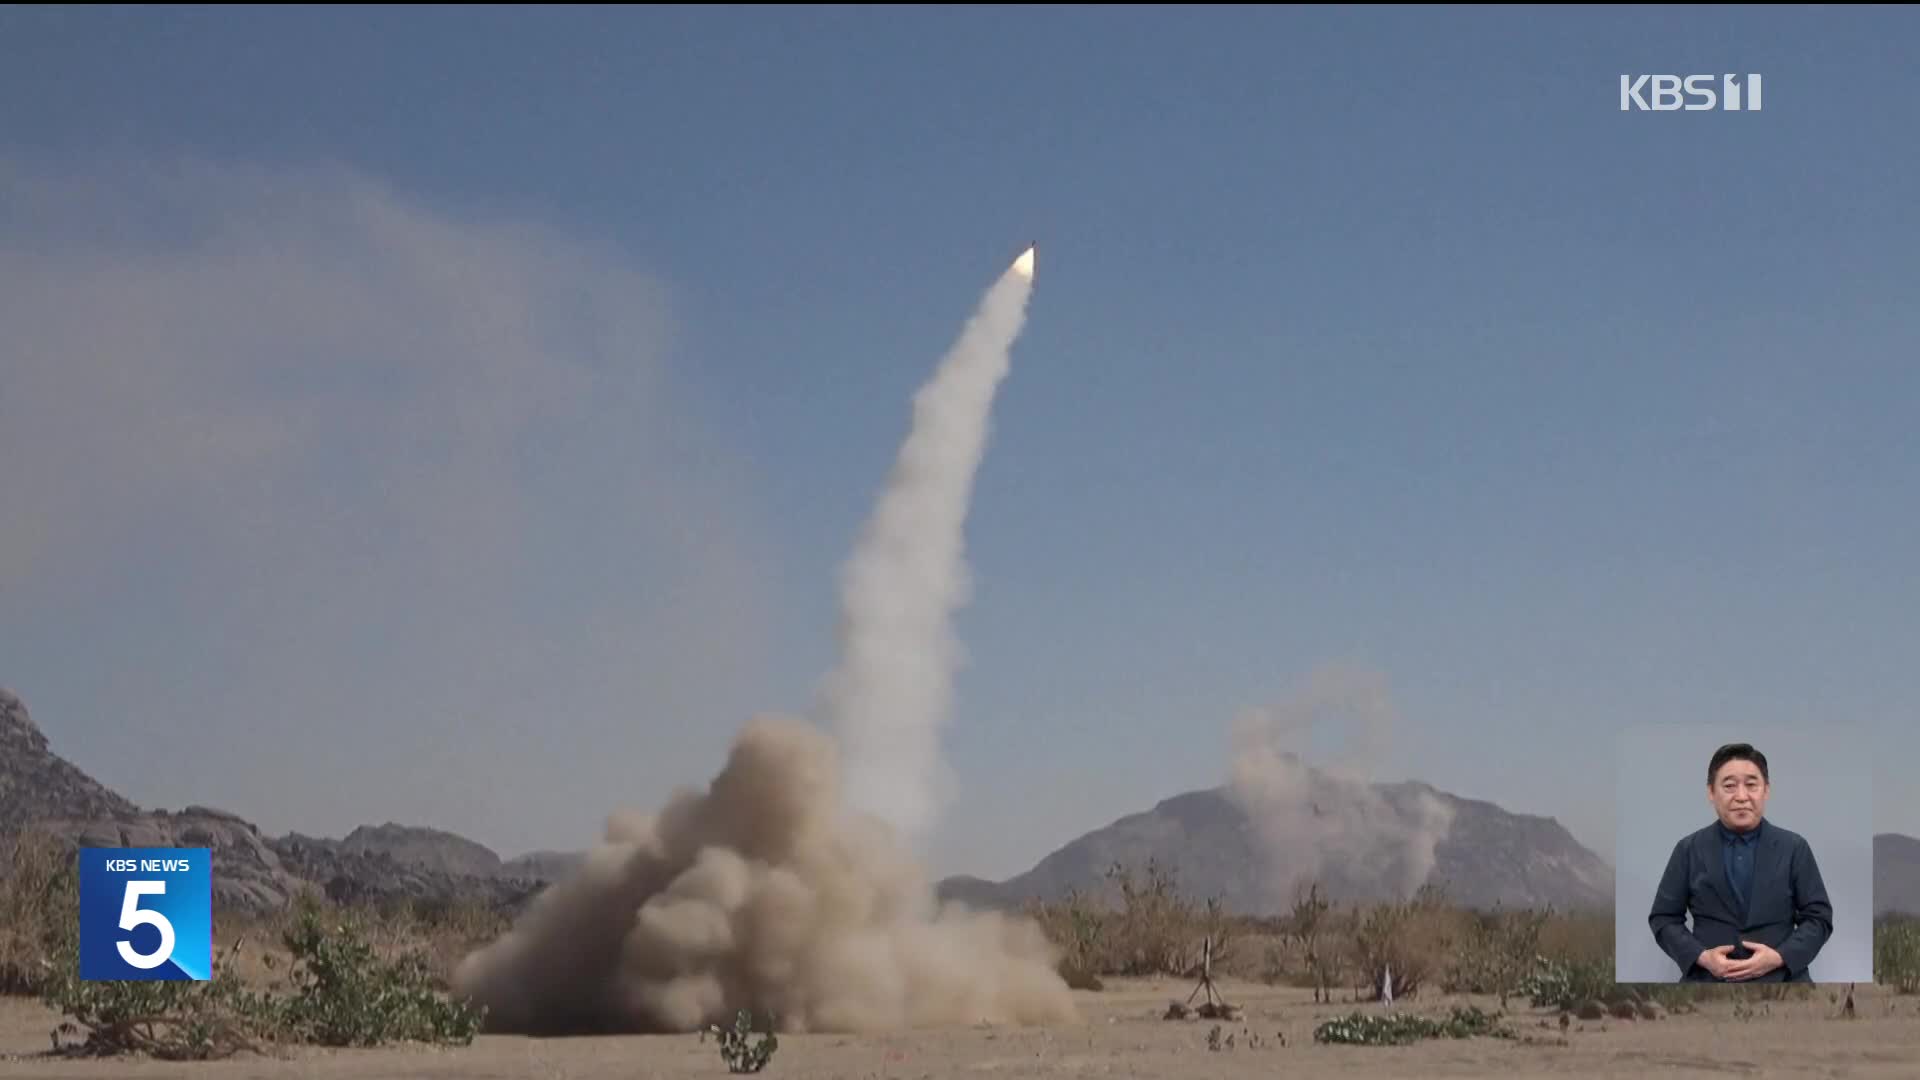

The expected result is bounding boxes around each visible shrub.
[1518,954,1622,1010]
[1876,916,1920,994]
[36,893,484,1060]
[274,900,485,1047]
[1024,859,1226,981]
[0,828,74,995]
[1104,859,1199,976]
[1447,906,1551,1006]
[1348,884,1455,1000]
[1314,1005,1511,1046]
[42,971,282,1059]
[1027,887,1106,990]
[1286,881,1342,1003]
[707,1009,777,1073]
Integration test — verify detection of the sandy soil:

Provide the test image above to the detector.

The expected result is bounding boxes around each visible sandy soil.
[3,978,1917,1079]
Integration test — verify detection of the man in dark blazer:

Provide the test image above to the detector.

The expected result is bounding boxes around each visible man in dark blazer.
[1647,742,1834,982]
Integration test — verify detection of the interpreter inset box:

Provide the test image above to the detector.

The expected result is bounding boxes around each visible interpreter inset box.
[1614,727,1873,983]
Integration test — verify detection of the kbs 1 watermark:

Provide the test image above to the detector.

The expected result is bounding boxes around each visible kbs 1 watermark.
[1620,74,1763,112]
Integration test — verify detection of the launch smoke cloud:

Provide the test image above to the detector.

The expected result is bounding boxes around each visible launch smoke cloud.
[450,249,1070,1035]
[449,717,1074,1034]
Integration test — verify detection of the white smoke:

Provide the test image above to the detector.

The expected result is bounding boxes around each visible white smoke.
[1227,665,1456,906]
[816,254,1036,843]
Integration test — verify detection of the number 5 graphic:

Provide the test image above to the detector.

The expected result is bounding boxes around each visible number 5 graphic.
[116,881,176,969]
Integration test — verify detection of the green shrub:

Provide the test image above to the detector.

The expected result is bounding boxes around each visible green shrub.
[707,1009,777,1073]
[1518,954,1623,1010]
[42,975,282,1059]
[37,895,483,1060]
[1314,1005,1511,1046]
[275,901,485,1047]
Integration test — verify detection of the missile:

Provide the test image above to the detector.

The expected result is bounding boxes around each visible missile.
[1012,243,1035,279]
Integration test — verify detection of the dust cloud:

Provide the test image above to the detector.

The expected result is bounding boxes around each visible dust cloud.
[451,717,1074,1034]
[1227,665,1456,906]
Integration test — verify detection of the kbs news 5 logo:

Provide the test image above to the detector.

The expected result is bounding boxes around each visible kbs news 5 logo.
[79,848,212,980]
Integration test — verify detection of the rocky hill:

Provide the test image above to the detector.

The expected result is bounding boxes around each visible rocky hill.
[267,831,539,910]
[500,849,587,882]
[939,779,1616,915]
[340,823,503,879]
[2,687,140,825]
[19,684,1917,922]
[0,687,557,912]
[4,687,312,909]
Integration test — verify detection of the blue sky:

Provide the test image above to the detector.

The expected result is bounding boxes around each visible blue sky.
[4,6,1915,883]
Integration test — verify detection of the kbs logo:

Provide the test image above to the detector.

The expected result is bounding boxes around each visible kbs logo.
[1620,74,1763,111]
[79,848,212,980]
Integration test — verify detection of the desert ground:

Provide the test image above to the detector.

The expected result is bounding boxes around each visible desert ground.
[4,977,1917,1080]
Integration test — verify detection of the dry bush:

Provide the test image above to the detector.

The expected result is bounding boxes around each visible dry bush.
[203,891,510,993]
[1537,908,1612,966]
[1104,859,1203,976]
[331,895,513,990]
[1022,863,1797,1014]
[1284,881,1344,1002]
[1024,887,1107,990]
[0,827,74,995]
[1446,905,1553,1006]
[1217,928,1289,985]
[207,904,305,992]
[1347,884,1459,1000]
[1025,859,1229,982]
[1877,915,1920,994]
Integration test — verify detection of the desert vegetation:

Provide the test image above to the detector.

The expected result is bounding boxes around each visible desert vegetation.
[703,1009,780,1073]
[1876,914,1920,994]
[1025,860,1609,1004]
[7,832,1919,1063]
[1,828,494,1060]
[1024,858,1910,1014]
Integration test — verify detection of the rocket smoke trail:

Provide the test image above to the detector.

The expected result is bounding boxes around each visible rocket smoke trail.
[448,248,1073,1035]
[818,247,1037,843]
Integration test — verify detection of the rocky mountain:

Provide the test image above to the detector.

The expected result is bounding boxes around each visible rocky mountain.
[0,687,561,912]
[26,806,316,912]
[2,687,140,825]
[20,682,1916,922]
[501,849,587,882]
[267,831,539,910]
[1875,833,1920,916]
[4,687,312,909]
[939,780,1617,916]
[340,823,503,879]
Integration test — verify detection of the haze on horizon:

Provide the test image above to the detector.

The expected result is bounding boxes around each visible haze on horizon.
[3,7,1917,886]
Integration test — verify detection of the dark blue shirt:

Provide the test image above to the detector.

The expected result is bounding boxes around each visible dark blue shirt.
[1720,818,1763,917]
